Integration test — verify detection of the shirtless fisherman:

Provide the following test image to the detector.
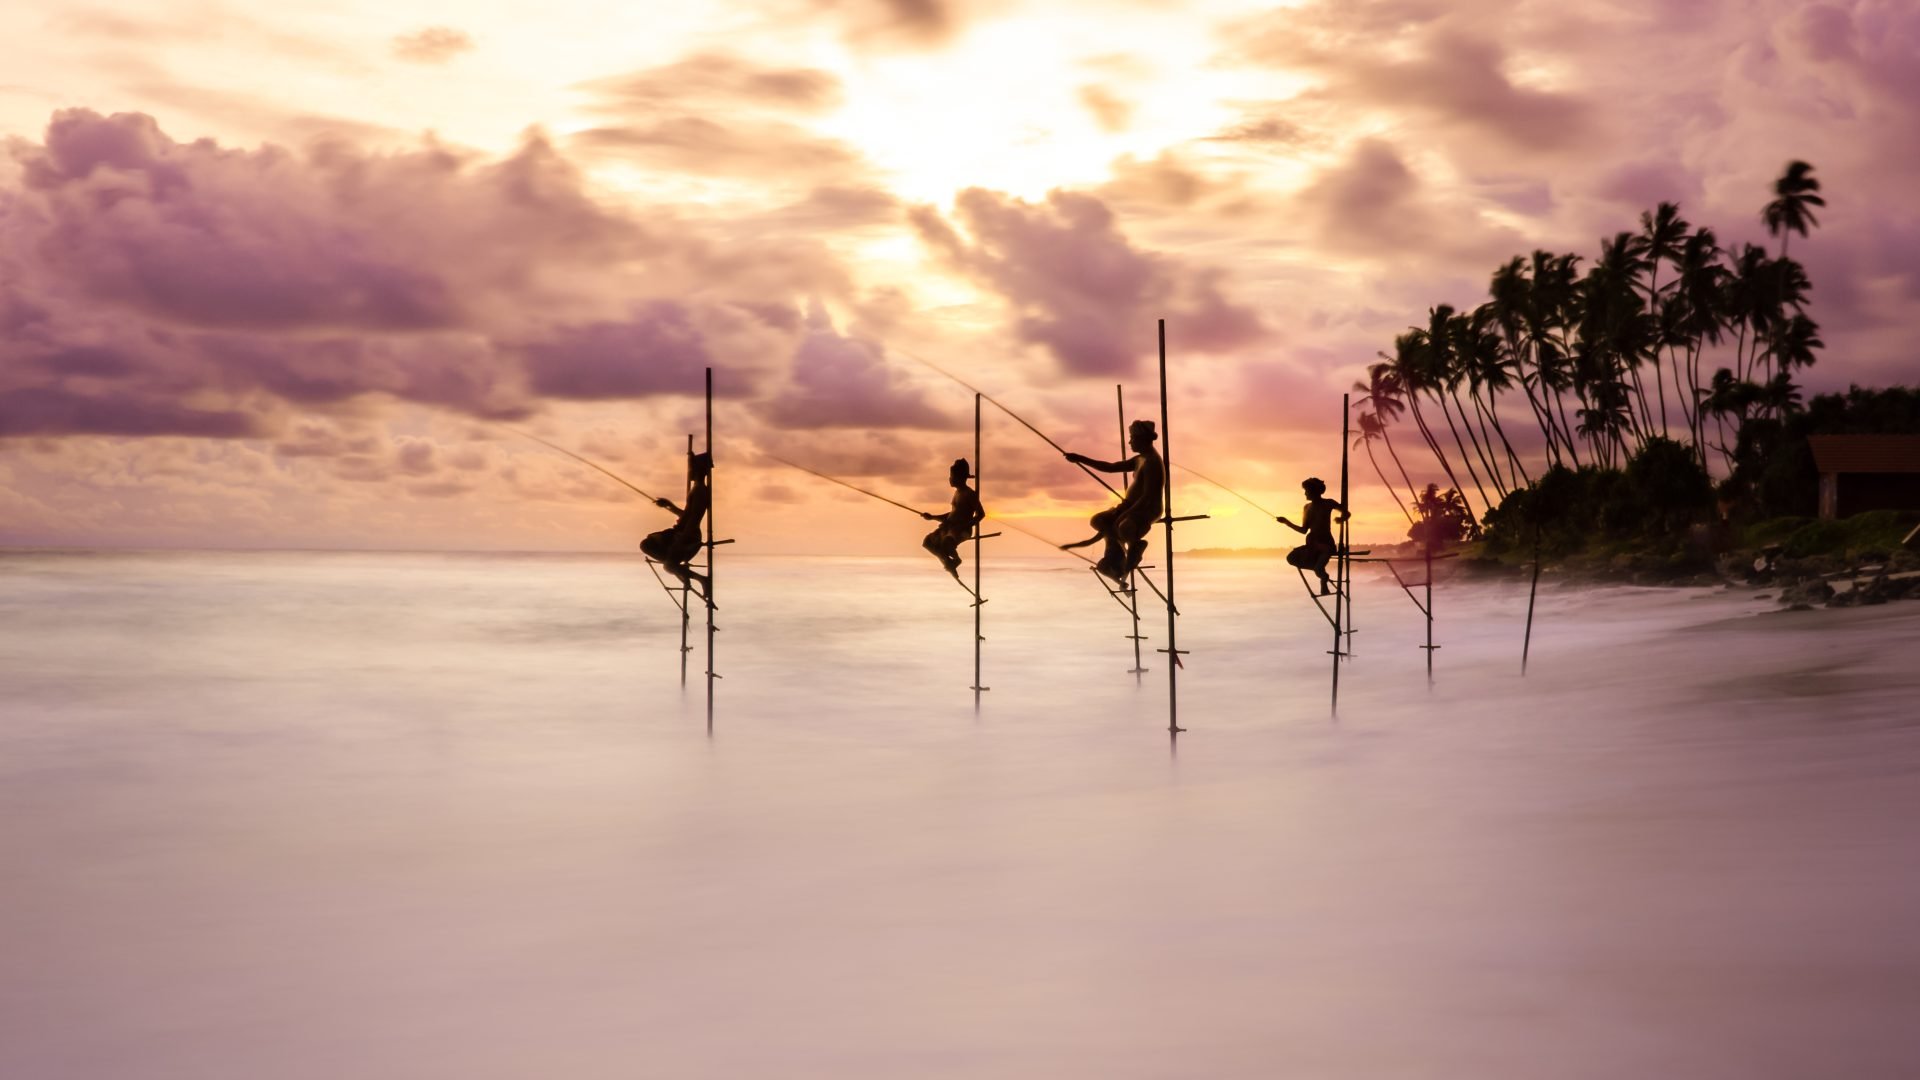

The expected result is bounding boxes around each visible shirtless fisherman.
[640,451,712,600]
[1277,476,1347,595]
[920,457,986,581]
[1061,419,1165,583]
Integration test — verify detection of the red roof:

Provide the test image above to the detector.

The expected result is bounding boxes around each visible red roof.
[1808,435,1920,475]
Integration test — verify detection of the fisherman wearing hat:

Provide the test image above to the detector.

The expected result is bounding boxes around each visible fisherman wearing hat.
[642,450,713,600]
[921,457,986,581]
[1062,419,1166,583]
[1277,476,1348,595]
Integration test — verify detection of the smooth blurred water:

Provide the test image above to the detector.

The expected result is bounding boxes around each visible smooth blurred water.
[3,550,1918,1079]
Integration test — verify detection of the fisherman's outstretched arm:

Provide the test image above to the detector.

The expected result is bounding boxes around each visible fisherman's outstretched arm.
[1062,452,1135,473]
[1275,516,1306,533]
[655,498,684,514]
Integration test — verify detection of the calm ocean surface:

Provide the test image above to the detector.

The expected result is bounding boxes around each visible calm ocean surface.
[3,550,1918,1078]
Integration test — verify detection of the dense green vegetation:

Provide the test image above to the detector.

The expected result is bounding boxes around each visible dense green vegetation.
[1353,159,1916,575]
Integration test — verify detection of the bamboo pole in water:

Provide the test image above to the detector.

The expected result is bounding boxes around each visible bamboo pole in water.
[704,367,716,731]
[1119,384,1146,682]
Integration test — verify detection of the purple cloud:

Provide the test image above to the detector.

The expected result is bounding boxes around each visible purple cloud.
[522,303,714,401]
[757,308,959,430]
[912,188,1265,376]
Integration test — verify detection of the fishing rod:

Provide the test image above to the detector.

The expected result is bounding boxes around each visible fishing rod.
[1174,463,1277,518]
[988,514,1094,565]
[496,424,664,505]
[893,348,1121,500]
[990,513,1177,612]
[764,454,930,517]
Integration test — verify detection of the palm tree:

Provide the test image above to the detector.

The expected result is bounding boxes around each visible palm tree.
[1763,160,1823,258]
[1382,333,1478,527]
[1760,372,1803,418]
[1529,251,1586,467]
[1487,256,1564,468]
[1415,304,1496,513]
[1354,413,1415,525]
[1461,302,1531,488]
[1639,202,1690,436]
[1674,228,1726,464]
[1353,363,1424,509]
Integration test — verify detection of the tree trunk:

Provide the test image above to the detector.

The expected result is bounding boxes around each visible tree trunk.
[1363,440,1414,524]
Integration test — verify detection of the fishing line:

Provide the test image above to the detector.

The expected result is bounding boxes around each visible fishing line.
[496,424,664,505]
[1174,463,1277,518]
[764,454,931,517]
[893,347,1122,500]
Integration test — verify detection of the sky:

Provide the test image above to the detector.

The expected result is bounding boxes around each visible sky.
[0,0,1915,554]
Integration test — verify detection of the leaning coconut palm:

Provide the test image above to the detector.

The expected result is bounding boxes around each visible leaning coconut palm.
[1354,362,1424,509]
[1590,231,1657,438]
[1461,303,1531,489]
[1487,256,1560,467]
[1763,160,1823,259]
[1530,251,1587,467]
[1443,308,1510,498]
[1382,332,1478,527]
[1355,412,1415,525]
[1577,380,1635,470]
[1416,304,1496,514]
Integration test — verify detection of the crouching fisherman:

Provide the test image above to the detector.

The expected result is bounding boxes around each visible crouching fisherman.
[921,457,985,581]
[641,451,713,601]
[1277,476,1347,595]
[1061,419,1165,583]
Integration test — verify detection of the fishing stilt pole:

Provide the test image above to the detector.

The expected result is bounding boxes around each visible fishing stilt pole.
[1153,319,1208,736]
[1423,527,1435,686]
[1522,522,1541,675]
[972,392,987,706]
[1119,384,1147,682]
[703,368,719,731]
[1332,394,1350,716]
[1354,542,1454,690]
[681,433,693,688]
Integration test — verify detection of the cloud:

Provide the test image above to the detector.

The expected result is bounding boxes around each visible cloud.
[1227,5,1594,153]
[583,52,841,113]
[807,0,965,48]
[521,303,714,401]
[1078,85,1133,133]
[1205,113,1309,147]
[756,306,959,430]
[391,27,476,65]
[911,188,1265,376]
[0,387,263,439]
[0,109,850,444]
[571,116,864,182]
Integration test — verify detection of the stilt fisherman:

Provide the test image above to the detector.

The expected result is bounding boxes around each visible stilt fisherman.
[1062,419,1165,583]
[641,451,712,600]
[921,457,985,581]
[1277,476,1347,595]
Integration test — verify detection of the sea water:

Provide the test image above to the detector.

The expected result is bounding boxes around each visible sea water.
[3,550,1918,1078]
